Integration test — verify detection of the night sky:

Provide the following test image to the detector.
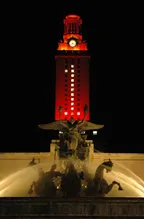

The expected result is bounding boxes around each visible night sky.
[3,2,144,153]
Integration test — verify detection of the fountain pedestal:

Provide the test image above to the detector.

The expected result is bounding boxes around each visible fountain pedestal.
[50,139,94,161]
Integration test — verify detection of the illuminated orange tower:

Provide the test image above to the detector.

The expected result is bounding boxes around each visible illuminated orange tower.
[55,14,90,120]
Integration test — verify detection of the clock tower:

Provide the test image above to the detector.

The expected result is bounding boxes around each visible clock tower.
[55,14,90,121]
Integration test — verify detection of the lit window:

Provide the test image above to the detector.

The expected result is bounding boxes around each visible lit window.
[71,98,74,101]
[71,93,74,96]
[71,107,74,110]
[71,74,74,77]
[71,112,74,115]
[71,83,74,87]
[71,69,74,72]
[77,112,80,115]
[93,131,97,135]
[64,112,68,115]
[71,65,74,68]
[71,88,74,91]
[71,79,74,82]
[71,102,74,106]
[65,69,68,72]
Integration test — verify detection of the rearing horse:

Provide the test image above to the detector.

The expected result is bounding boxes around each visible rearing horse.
[84,159,123,197]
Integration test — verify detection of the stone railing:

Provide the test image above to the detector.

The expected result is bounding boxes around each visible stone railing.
[0,197,144,217]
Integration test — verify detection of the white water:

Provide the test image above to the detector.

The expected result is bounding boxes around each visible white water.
[0,159,144,197]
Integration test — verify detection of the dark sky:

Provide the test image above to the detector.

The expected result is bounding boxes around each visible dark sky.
[3,2,144,153]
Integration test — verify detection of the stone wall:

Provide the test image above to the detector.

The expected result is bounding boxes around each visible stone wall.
[0,197,144,217]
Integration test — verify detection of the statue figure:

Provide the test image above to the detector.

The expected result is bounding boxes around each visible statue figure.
[28,167,45,196]
[28,158,37,166]
[39,104,104,156]
[60,162,83,197]
[84,159,123,197]
[28,164,62,197]
[76,135,90,160]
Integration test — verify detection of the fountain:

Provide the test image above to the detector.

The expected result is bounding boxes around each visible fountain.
[0,158,143,197]
[0,110,144,217]
[0,108,144,217]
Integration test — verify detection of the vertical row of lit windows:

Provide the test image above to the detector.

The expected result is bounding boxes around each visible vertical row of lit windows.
[64,59,68,115]
[71,64,74,114]
[64,59,81,117]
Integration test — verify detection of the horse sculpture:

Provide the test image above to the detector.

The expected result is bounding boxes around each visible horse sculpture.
[28,160,122,197]
[84,159,123,197]
[28,165,62,197]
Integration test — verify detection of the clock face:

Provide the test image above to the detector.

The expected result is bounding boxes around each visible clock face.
[69,39,77,47]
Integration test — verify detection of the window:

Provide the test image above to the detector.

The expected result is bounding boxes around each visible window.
[71,88,74,91]
[64,112,68,115]
[71,79,74,82]
[71,98,74,101]
[71,83,74,87]
[71,69,74,72]
[71,93,74,96]
[71,74,74,77]
[93,131,97,135]
[71,65,74,68]
[71,102,74,106]
[77,112,80,115]
[71,107,74,110]
[65,69,68,73]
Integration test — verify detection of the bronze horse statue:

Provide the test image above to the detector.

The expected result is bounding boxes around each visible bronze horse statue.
[28,163,83,197]
[28,165,62,197]
[84,159,123,197]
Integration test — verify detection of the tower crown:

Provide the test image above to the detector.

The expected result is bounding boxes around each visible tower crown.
[57,14,87,51]
[64,14,82,35]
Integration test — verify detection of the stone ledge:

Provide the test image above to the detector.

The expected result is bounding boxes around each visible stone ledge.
[0,198,144,217]
[0,152,144,160]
